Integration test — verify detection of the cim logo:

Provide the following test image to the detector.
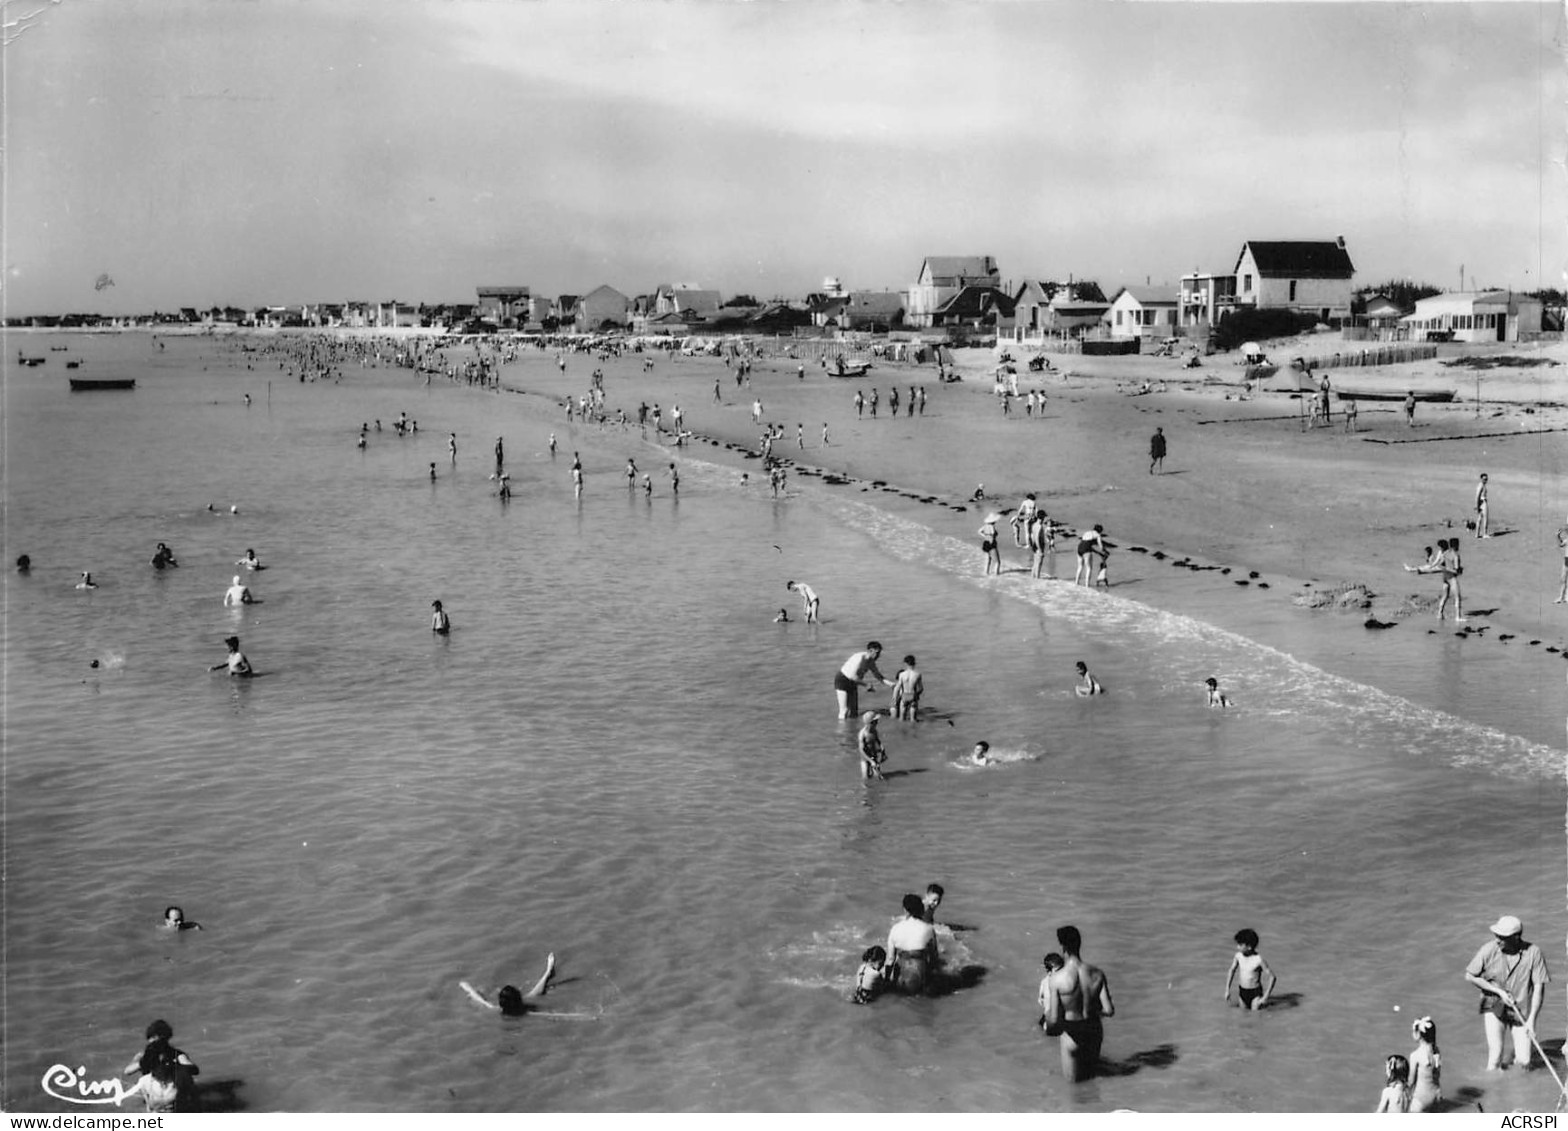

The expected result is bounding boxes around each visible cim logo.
[40,1063,134,1106]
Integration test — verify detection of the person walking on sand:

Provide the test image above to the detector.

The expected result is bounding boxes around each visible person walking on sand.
[1404,390,1417,428]
[1474,473,1490,538]
[1149,427,1166,474]
[449,433,458,464]
[1405,538,1463,622]
[1011,493,1037,547]
[1042,925,1115,1082]
[822,422,830,447]
[1464,914,1550,1071]
[1555,514,1568,603]
[835,642,894,719]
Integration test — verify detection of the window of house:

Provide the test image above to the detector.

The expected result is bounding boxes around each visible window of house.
[1115,310,1123,326]
[1243,274,1253,292]
[1289,280,1297,302]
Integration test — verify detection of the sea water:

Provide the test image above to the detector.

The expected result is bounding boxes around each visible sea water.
[3,332,1563,1113]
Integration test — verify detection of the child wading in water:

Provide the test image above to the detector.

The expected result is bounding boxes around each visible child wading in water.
[1374,1054,1412,1113]
[1407,1016,1442,1112]
[1223,928,1276,1009]
[852,945,886,1004]
[857,712,886,780]
[1205,677,1230,708]
[891,655,923,720]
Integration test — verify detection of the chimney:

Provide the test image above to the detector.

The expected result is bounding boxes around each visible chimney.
[1336,235,1346,249]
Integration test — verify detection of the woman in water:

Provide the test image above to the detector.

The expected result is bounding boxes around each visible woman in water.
[461,953,556,1015]
[883,893,940,995]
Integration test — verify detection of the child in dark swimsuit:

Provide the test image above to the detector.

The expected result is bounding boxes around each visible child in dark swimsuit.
[1223,928,1276,1009]
[852,946,887,1004]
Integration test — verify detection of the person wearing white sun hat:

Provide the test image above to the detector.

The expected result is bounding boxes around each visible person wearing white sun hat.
[1463,914,1550,1070]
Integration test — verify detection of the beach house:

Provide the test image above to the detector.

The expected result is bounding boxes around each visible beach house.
[654,284,722,321]
[1179,271,1238,328]
[1105,286,1178,338]
[475,286,531,327]
[839,291,906,332]
[906,256,1000,328]
[1231,239,1356,320]
[1401,291,1544,343]
[1013,280,1111,341]
[573,285,630,331]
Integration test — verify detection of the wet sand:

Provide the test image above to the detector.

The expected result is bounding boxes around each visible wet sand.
[498,337,1568,671]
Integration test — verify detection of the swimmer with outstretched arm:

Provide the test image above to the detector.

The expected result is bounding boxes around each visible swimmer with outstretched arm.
[461,953,557,1015]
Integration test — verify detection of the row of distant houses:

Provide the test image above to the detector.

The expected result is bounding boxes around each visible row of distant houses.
[17,238,1549,342]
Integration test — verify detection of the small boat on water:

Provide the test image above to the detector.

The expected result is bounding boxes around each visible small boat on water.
[69,377,135,391]
[65,360,81,369]
[18,351,46,367]
[1337,388,1455,403]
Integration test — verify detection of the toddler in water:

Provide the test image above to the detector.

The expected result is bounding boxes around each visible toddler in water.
[774,607,790,623]
[1407,1016,1442,1112]
[967,741,993,767]
[1223,928,1276,1009]
[852,946,887,1004]
[1374,1054,1412,1113]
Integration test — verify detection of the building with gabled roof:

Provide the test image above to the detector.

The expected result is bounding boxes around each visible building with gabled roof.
[907,255,1000,327]
[1232,238,1356,320]
[573,285,630,331]
[1106,286,1178,338]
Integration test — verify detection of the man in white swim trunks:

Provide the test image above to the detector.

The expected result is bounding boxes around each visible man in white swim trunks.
[836,642,894,719]
[787,580,820,624]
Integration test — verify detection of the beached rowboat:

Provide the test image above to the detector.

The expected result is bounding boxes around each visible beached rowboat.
[69,377,136,391]
[1336,388,1455,403]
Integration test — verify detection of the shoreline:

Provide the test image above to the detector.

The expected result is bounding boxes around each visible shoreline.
[477,341,1567,701]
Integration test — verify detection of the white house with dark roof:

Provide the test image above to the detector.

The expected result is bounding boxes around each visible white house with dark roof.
[1232,239,1356,319]
[1105,286,1178,338]
[907,256,1000,328]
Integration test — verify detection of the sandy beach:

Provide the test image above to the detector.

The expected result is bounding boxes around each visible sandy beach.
[495,334,1568,685]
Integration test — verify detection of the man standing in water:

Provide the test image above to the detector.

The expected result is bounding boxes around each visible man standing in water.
[835,642,894,719]
[1042,925,1115,1082]
[1463,914,1550,1071]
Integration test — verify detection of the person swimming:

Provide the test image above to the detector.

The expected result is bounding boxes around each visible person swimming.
[235,549,262,570]
[76,571,98,589]
[151,543,179,570]
[461,953,557,1015]
[163,906,202,931]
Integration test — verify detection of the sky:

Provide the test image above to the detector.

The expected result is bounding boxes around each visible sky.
[4,0,1564,314]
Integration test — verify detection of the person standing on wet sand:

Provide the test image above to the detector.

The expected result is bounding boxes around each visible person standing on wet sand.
[1405,390,1417,427]
[1474,473,1490,538]
[836,642,894,718]
[1149,427,1166,474]
[1042,925,1115,1082]
[1555,514,1568,603]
